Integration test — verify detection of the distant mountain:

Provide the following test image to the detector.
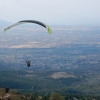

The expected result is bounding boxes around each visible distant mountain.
[0,19,11,28]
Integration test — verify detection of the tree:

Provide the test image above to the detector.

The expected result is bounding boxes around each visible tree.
[49,92,65,100]
[0,88,6,99]
[9,94,25,100]
[30,94,38,100]
[42,95,49,100]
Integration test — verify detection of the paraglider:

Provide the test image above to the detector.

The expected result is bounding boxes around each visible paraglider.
[4,20,52,34]
[4,20,52,67]
[26,61,31,67]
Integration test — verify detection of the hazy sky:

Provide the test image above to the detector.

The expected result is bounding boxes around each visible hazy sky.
[0,0,100,25]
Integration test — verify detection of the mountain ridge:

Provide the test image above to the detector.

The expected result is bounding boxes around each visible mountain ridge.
[0,19,11,28]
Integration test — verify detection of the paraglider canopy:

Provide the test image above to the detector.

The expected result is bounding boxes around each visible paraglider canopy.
[4,20,52,34]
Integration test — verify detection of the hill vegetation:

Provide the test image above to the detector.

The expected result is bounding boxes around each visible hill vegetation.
[0,87,100,100]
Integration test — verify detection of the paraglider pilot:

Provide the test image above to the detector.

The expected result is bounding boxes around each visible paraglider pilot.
[26,61,31,67]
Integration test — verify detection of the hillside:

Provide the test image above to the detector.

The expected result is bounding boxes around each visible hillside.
[0,70,100,96]
[0,87,100,100]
